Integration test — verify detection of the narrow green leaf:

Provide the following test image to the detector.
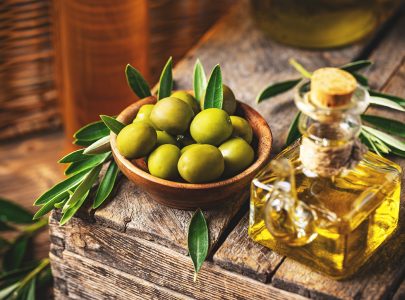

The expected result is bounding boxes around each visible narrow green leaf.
[203,65,223,109]
[0,198,33,224]
[285,112,302,146]
[100,115,125,135]
[193,59,207,102]
[369,90,405,106]
[83,136,111,155]
[74,120,109,142]
[157,57,173,100]
[0,265,36,282]
[3,235,29,272]
[362,125,405,151]
[33,192,69,220]
[93,161,120,209]
[390,147,405,158]
[62,164,103,215]
[25,278,36,300]
[351,72,368,86]
[256,79,301,103]
[0,282,19,299]
[59,149,88,164]
[340,60,372,72]
[125,64,152,98]
[361,115,405,137]
[289,58,312,78]
[64,152,110,176]
[34,171,89,205]
[188,209,209,281]
[369,96,405,112]
[60,190,90,226]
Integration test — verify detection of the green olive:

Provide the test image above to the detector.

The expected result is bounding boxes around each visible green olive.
[230,116,253,144]
[180,144,199,155]
[150,97,194,135]
[148,144,181,180]
[171,91,200,115]
[133,104,157,129]
[201,84,237,115]
[219,138,254,177]
[190,108,233,146]
[178,144,224,183]
[156,131,177,146]
[116,122,157,159]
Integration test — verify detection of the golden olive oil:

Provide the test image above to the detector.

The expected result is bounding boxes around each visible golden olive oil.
[251,0,401,48]
[249,144,401,278]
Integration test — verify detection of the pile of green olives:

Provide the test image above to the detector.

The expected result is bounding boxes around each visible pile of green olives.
[116,86,255,183]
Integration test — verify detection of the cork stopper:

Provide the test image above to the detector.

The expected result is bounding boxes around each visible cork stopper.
[310,68,357,108]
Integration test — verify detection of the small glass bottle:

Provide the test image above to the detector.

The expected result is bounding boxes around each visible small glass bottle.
[249,68,401,279]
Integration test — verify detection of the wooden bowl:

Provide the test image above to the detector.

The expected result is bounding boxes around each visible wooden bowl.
[110,96,272,210]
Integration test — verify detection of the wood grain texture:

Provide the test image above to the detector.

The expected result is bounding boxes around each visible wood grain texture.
[214,214,284,283]
[272,56,405,300]
[49,213,306,300]
[393,279,405,300]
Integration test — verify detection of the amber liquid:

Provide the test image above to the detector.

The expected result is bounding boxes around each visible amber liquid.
[251,0,401,48]
[249,142,401,278]
[52,0,150,150]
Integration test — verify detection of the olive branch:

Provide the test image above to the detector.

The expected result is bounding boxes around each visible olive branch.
[256,59,405,157]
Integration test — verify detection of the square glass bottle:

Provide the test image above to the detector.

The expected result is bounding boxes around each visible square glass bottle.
[249,73,401,279]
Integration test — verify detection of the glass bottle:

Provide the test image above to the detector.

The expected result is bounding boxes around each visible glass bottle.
[251,0,402,49]
[249,76,401,279]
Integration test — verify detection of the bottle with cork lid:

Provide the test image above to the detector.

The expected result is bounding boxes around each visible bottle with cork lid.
[249,67,401,279]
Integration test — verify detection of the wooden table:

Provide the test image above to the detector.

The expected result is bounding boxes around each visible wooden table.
[45,1,405,299]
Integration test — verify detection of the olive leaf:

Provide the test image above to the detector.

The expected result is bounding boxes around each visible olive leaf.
[203,64,223,109]
[289,58,312,78]
[83,135,111,155]
[64,152,110,176]
[158,57,173,100]
[125,64,152,99]
[34,170,89,205]
[0,198,33,224]
[369,90,405,106]
[285,112,302,146]
[256,79,301,103]
[361,115,405,138]
[188,209,209,281]
[3,235,29,272]
[62,164,103,216]
[60,190,90,226]
[362,125,405,151]
[59,149,89,164]
[100,115,126,135]
[351,72,368,86]
[390,147,405,158]
[25,278,36,300]
[73,139,97,147]
[0,282,19,299]
[340,60,372,72]
[74,120,109,142]
[93,161,120,209]
[369,96,405,112]
[193,59,207,102]
[33,192,69,220]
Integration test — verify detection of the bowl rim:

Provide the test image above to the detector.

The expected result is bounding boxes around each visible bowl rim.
[110,95,273,190]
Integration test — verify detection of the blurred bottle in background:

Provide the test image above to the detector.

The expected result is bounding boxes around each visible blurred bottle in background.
[251,0,402,49]
[52,0,232,148]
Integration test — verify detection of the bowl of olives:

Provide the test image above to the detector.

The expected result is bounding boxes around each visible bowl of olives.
[110,89,272,209]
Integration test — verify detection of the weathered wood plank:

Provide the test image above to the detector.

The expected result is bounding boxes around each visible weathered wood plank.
[50,252,192,300]
[393,279,405,300]
[49,212,307,300]
[272,58,405,300]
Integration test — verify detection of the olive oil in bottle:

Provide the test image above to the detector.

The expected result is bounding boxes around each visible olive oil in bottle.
[249,68,401,278]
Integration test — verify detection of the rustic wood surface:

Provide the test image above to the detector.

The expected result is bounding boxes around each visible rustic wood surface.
[50,1,405,299]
